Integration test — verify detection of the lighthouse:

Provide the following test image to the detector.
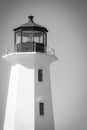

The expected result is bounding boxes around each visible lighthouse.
[3,15,57,130]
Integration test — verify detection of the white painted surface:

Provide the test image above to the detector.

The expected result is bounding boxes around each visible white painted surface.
[2,52,57,66]
[3,53,57,130]
[14,64,34,130]
[4,64,34,130]
[3,64,19,130]
[35,54,56,130]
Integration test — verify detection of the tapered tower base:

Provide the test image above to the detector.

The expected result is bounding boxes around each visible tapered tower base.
[3,52,57,130]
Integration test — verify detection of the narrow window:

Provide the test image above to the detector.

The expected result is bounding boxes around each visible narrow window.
[39,102,44,116]
[38,69,43,81]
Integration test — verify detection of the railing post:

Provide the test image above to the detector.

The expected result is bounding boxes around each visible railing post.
[47,47,55,55]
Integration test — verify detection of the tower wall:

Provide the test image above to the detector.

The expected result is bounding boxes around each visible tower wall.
[3,64,19,130]
[4,64,35,130]
[14,64,35,130]
[35,67,54,130]
[3,52,57,130]
[34,53,56,130]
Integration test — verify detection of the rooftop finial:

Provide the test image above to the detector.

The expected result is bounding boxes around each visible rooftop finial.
[28,15,34,22]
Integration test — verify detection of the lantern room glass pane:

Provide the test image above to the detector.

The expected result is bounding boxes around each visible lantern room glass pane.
[22,31,34,43]
[16,31,21,44]
[34,36,39,43]
[34,31,43,44]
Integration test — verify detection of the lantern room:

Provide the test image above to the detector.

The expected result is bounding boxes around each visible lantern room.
[13,15,48,53]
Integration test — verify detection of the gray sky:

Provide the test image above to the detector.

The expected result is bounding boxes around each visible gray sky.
[0,0,87,130]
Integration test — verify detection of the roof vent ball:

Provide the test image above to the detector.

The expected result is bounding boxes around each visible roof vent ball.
[28,15,34,22]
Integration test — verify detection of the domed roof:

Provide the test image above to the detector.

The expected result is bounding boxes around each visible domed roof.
[13,15,48,32]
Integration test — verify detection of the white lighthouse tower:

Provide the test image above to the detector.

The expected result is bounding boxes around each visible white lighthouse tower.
[3,15,57,130]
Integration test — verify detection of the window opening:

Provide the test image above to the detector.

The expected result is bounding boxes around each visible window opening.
[38,69,43,81]
[39,102,44,116]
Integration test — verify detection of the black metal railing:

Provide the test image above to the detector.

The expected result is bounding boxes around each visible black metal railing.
[5,44,55,55]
